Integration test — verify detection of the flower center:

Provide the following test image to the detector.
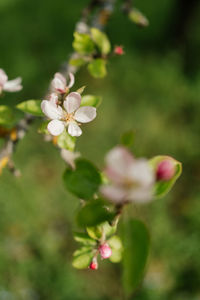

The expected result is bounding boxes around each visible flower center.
[63,112,75,123]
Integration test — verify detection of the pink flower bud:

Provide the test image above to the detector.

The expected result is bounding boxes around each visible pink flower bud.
[99,243,112,259]
[89,258,98,270]
[114,46,124,56]
[156,159,175,181]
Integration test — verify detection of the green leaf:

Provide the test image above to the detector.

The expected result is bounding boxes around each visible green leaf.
[63,159,101,200]
[77,200,115,227]
[73,32,95,54]
[122,219,150,296]
[86,226,102,240]
[91,28,111,55]
[73,232,96,246]
[0,105,15,125]
[57,130,76,151]
[129,8,149,27]
[69,57,86,67]
[108,235,123,263]
[120,130,135,148]
[149,155,182,198]
[86,221,116,241]
[88,58,107,78]
[72,248,93,269]
[76,86,86,95]
[38,120,49,134]
[16,100,43,116]
[81,95,102,108]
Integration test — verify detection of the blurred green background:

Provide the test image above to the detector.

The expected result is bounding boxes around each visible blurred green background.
[0,0,200,299]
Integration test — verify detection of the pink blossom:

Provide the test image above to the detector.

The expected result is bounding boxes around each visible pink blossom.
[0,69,22,94]
[89,258,98,270]
[41,92,96,137]
[156,159,175,181]
[99,243,112,259]
[101,146,155,203]
[51,72,74,94]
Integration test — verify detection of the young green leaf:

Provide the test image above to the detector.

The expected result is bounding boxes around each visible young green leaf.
[0,105,15,126]
[63,159,101,200]
[122,219,150,296]
[91,28,111,55]
[88,58,107,78]
[57,130,76,151]
[149,155,182,198]
[77,200,115,227]
[73,232,96,246]
[72,248,94,269]
[81,95,102,108]
[129,8,149,27]
[16,100,43,116]
[108,235,123,263]
[73,32,95,54]
[69,57,86,67]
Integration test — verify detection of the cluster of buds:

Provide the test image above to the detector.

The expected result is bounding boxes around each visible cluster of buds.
[41,73,97,137]
[89,243,112,270]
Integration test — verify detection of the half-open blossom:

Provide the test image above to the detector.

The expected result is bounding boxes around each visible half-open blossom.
[0,69,22,94]
[51,72,74,94]
[41,92,96,137]
[61,149,80,169]
[99,243,112,259]
[156,159,175,181]
[100,146,155,203]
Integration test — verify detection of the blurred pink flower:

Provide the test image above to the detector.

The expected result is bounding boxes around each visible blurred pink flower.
[41,92,96,137]
[0,69,22,94]
[101,146,155,203]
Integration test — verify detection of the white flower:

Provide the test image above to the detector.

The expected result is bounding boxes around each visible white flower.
[51,72,75,94]
[61,149,80,169]
[41,92,97,137]
[0,69,22,94]
[100,146,155,204]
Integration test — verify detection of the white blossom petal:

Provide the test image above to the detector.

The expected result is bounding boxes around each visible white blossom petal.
[61,149,80,169]
[47,119,65,136]
[0,69,8,86]
[74,106,96,123]
[105,147,135,182]
[128,186,153,203]
[49,93,59,106]
[67,72,75,88]
[64,92,81,113]
[100,185,127,203]
[128,159,155,187]
[3,77,22,92]
[41,100,63,120]
[52,73,66,93]
[68,122,82,137]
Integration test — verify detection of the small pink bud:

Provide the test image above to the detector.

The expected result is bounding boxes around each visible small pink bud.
[99,243,112,259]
[89,259,98,270]
[114,46,124,56]
[156,159,175,181]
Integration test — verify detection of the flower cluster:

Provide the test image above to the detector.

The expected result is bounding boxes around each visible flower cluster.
[0,69,22,94]
[41,73,97,137]
[101,146,155,203]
